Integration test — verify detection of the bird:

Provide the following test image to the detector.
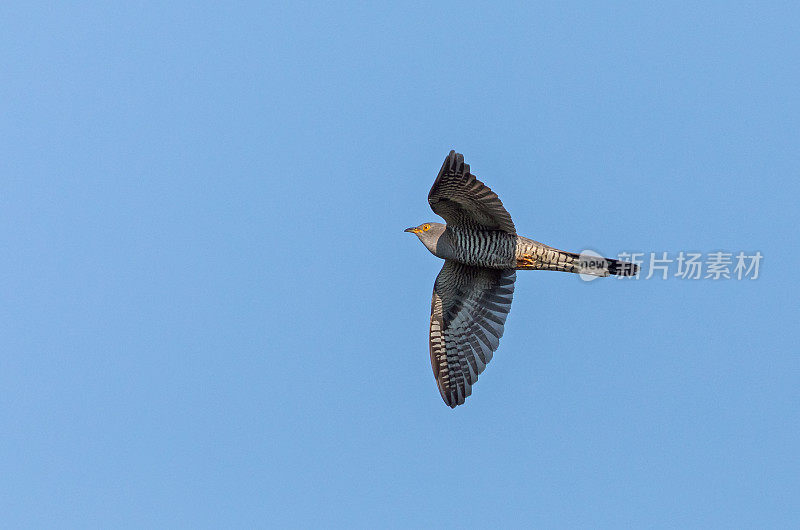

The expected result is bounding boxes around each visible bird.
[406,150,638,408]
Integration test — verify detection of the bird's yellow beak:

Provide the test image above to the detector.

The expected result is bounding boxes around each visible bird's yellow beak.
[404,227,420,234]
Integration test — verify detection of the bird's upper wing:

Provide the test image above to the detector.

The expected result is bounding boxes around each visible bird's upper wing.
[429,260,516,407]
[428,150,516,234]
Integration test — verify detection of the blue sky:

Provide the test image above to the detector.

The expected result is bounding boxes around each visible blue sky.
[2,2,799,527]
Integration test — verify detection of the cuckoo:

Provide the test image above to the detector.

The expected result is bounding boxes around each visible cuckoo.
[406,150,638,408]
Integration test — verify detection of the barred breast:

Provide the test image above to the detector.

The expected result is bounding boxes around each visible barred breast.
[445,227,518,269]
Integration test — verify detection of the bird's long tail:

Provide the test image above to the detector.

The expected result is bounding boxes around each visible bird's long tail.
[515,238,638,277]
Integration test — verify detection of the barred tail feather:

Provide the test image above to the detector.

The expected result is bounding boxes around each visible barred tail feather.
[515,247,581,273]
[515,238,638,277]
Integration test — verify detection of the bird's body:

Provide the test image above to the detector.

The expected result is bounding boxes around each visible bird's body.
[407,151,637,408]
[421,225,517,268]
[416,224,607,273]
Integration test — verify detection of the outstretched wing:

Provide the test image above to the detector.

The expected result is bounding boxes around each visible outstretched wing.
[429,260,516,407]
[428,150,516,234]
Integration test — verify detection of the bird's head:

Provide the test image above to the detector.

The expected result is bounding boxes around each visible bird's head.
[404,222,446,254]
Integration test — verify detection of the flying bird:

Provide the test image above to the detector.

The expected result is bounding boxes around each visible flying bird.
[406,150,637,408]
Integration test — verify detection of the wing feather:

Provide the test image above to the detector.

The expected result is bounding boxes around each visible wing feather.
[428,151,516,234]
[429,260,515,407]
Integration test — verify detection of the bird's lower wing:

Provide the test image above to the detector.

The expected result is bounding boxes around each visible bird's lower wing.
[429,261,516,408]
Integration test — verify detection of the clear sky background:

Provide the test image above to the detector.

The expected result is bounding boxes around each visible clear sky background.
[2,2,799,528]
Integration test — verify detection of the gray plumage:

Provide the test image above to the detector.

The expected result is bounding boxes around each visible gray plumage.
[406,150,637,408]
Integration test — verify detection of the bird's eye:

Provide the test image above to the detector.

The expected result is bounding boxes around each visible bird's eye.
[422,224,431,231]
